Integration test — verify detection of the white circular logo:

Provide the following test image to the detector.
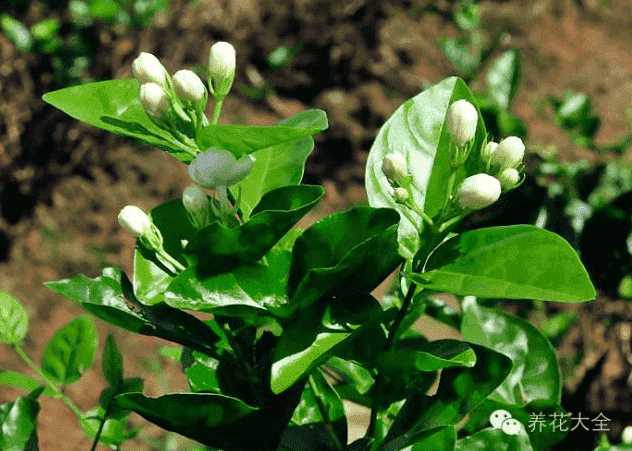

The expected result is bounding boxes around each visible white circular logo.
[501,418,522,436]
[490,409,512,429]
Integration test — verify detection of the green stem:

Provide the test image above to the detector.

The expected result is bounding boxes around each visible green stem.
[89,400,113,451]
[158,249,186,272]
[366,280,418,447]
[12,345,83,418]
[309,376,344,451]
[211,96,225,125]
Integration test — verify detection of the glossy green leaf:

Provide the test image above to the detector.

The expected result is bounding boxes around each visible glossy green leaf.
[323,356,374,407]
[487,49,521,110]
[103,334,123,388]
[81,406,137,447]
[196,109,328,158]
[365,77,486,258]
[0,291,27,345]
[0,371,55,397]
[233,136,315,218]
[182,348,221,393]
[384,425,456,451]
[45,268,220,356]
[461,296,561,405]
[455,427,532,451]
[165,248,290,319]
[377,340,476,375]
[291,368,347,448]
[187,185,323,276]
[114,392,273,450]
[460,398,567,451]
[385,344,512,447]
[0,396,40,451]
[419,225,596,302]
[286,207,401,316]
[272,295,392,394]
[133,199,198,305]
[42,79,196,162]
[41,316,97,385]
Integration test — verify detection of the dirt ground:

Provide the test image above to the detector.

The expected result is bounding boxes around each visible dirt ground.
[2,0,632,449]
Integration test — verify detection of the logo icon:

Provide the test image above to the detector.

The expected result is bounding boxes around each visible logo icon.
[490,409,523,436]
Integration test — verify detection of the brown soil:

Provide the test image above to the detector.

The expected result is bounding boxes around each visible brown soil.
[2,0,632,449]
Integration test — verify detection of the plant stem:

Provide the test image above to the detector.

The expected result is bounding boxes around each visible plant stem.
[12,344,83,418]
[211,96,225,125]
[158,249,186,272]
[366,280,418,447]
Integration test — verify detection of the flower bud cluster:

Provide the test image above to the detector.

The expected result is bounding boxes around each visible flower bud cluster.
[482,136,525,190]
[132,52,209,126]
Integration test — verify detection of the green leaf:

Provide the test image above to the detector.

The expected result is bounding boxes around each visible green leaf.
[365,77,486,258]
[187,185,323,276]
[455,427,532,451]
[291,368,347,448]
[115,392,265,449]
[460,297,561,405]
[41,316,97,385]
[460,398,567,451]
[196,109,328,158]
[1,14,33,52]
[376,340,476,375]
[103,334,123,388]
[286,206,402,316]
[418,225,596,302]
[0,291,28,344]
[182,349,221,393]
[385,344,512,448]
[45,268,221,356]
[0,396,40,451]
[80,406,137,446]
[42,79,195,162]
[487,49,521,110]
[271,298,394,394]
[437,37,480,76]
[324,356,374,407]
[165,248,290,319]
[0,371,55,397]
[384,425,456,451]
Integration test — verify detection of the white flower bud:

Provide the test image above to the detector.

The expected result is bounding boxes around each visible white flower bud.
[498,168,521,189]
[457,174,501,210]
[139,83,170,120]
[481,141,498,161]
[393,187,409,203]
[209,42,236,97]
[188,147,255,188]
[623,426,632,444]
[132,52,167,86]
[382,152,408,184]
[118,205,151,236]
[183,185,210,228]
[490,136,525,168]
[173,70,206,103]
[446,99,478,146]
